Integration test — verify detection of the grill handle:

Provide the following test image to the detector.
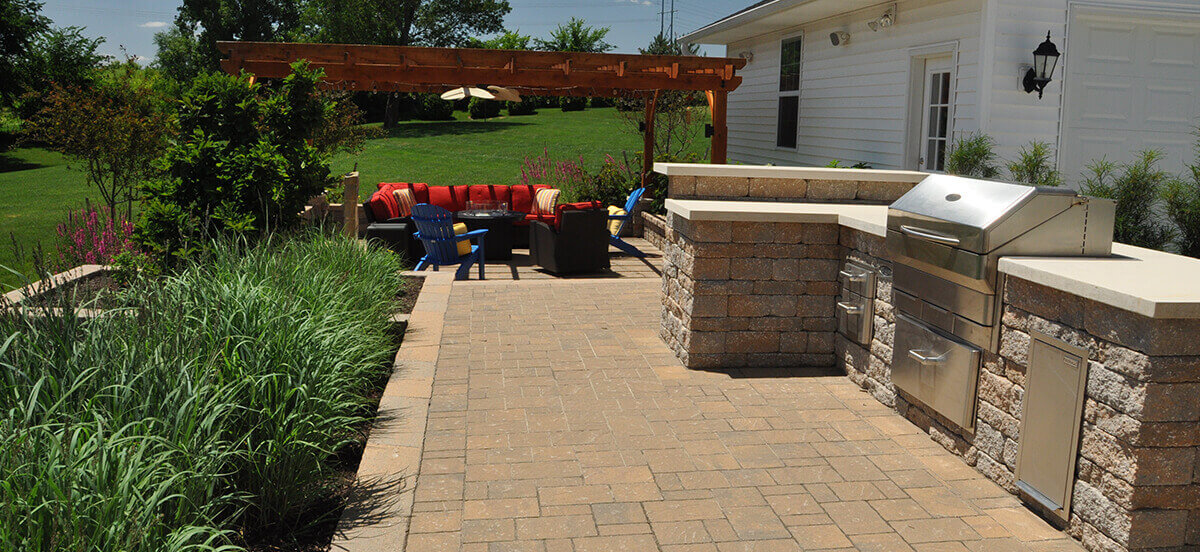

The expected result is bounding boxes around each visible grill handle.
[908,349,948,365]
[839,269,868,282]
[899,225,961,246]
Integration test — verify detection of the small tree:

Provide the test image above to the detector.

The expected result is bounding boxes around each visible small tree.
[1007,141,1062,187]
[1079,150,1175,250]
[945,133,1000,178]
[618,33,707,158]
[26,75,172,219]
[535,18,613,53]
[138,62,351,258]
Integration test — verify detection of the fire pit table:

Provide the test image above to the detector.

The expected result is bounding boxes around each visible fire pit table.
[457,207,525,260]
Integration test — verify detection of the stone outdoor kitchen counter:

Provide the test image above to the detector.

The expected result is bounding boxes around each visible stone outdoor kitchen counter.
[666,199,1200,321]
[658,190,1200,552]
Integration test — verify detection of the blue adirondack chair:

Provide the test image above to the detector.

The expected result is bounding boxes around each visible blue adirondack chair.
[411,204,488,280]
[608,187,647,257]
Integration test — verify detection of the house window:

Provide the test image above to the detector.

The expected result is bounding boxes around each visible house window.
[777,36,802,148]
[920,57,953,171]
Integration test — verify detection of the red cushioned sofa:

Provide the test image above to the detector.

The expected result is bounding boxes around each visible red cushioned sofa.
[363,183,563,262]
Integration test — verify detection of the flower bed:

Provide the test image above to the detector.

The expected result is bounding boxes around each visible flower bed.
[0,232,413,551]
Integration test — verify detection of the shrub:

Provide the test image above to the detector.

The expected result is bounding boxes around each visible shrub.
[1008,141,1062,187]
[413,92,454,120]
[589,97,615,108]
[138,62,340,260]
[1164,148,1200,258]
[0,109,20,152]
[507,100,537,116]
[945,133,1000,178]
[1080,150,1175,250]
[468,97,501,120]
[559,96,587,112]
[0,232,404,551]
[53,203,141,269]
[559,153,636,206]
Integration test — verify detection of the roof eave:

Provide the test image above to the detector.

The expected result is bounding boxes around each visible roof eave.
[680,0,811,45]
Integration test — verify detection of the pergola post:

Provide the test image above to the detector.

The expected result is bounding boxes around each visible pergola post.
[710,90,728,165]
[642,90,660,188]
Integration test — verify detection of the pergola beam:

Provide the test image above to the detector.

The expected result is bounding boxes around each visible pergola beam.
[217,41,746,178]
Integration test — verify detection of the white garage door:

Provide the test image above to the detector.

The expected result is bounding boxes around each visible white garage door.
[1061,8,1200,183]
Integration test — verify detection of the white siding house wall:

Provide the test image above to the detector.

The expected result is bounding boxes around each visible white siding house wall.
[982,0,1200,182]
[725,0,984,169]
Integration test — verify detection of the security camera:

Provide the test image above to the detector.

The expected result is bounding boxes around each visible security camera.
[830,31,850,46]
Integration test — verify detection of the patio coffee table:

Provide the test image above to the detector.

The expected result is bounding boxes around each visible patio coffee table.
[458,209,525,260]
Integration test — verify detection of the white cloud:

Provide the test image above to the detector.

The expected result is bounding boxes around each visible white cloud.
[139,21,168,29]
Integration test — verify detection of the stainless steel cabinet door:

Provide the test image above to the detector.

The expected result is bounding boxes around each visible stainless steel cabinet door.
[892,312,982,430]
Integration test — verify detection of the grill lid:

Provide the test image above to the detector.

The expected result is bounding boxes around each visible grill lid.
[888,174,1078,254]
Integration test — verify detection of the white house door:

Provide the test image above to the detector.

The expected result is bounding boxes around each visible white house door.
[919,57,953,172]
[1061,8,1200,182]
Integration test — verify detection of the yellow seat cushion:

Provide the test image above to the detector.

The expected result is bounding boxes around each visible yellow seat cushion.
[453,222,472,256]
[607,205,627,235]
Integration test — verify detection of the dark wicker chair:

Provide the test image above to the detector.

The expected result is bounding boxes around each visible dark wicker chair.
[530,206,610,275]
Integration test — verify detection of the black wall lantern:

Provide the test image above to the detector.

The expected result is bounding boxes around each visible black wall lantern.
[1023,31,1061,99]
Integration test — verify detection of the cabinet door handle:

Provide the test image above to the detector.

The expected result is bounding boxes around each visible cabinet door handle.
[839,269,868,282]
[908,349,947,365]
[837,301,863,315]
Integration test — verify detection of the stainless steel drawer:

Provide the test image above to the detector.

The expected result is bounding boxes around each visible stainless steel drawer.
[886,230,992,292]
[837,292,873,346]
[892,312,982,430]
[838,261,877,298]
[893,290,994,351]
[893,262,995,325]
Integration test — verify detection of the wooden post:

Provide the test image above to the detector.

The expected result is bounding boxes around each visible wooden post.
[642,90,660,188]
[710,89,728,165]
[342,172,359,238]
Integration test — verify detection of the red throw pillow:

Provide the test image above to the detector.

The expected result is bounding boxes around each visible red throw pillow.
[553,201,602,231]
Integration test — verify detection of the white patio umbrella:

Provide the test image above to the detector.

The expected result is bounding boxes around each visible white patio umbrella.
[440,86,495,101]
[487,86,522,103]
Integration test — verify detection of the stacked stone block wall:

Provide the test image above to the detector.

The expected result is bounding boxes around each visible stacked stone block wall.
[660,214,845,369]
[833,227,1200,552]
[641,212,668,252]
[667,174,919,204]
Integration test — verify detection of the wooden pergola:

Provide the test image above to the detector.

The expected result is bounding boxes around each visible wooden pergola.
[217,42,746,185]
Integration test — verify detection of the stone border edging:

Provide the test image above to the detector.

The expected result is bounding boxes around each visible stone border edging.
[330,270,453,552]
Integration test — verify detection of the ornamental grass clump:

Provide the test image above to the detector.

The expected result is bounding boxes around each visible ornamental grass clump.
[0,232,403,551]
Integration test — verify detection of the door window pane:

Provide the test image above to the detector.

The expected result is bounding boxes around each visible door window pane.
[777,96,799,148]
[779,38,802,92]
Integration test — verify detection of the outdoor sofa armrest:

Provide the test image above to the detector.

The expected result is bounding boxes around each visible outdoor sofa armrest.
[384,216,410,224]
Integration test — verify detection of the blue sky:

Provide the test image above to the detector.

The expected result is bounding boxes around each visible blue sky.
[40,0,746,62]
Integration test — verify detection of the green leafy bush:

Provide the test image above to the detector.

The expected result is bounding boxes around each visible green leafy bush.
[1080,150,1175,250]
[559,96,587,112]
[0,232,403,551]
[589,97,615,108]
[1007,141,1062,187]
[0,109,20,151]
[467,97,501,119]
[1164,149,1200,258]
[507,100,537,116]
[558,153,636,207]
[945,133,1000,178]
[413,92,454,121]
[137,63,339,259]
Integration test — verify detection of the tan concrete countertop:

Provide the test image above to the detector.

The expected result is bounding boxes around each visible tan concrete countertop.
[665,199,889,237]
[667,199,1200,319]
[654,163,928,183]
[999,244,1200,319]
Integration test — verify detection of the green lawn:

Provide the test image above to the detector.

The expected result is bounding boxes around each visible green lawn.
[0,107,707,289]
[0,148,92,289]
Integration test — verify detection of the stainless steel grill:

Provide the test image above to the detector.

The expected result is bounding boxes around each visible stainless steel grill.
[885,174,1114,429]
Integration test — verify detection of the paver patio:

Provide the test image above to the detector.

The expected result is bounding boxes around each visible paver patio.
[349,272,1086,551]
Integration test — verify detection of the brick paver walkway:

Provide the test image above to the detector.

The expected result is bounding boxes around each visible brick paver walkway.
[404,278,1084,551]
